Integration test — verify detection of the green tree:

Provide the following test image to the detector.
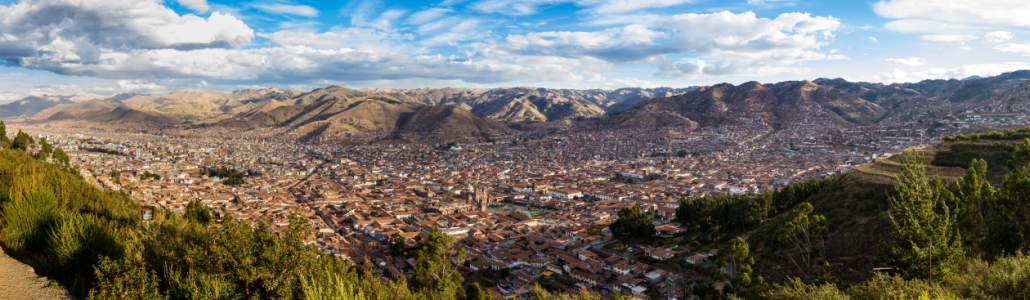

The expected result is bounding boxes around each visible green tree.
[466,282,486,300]
[881,151,964,283]
[677,150,688,158]
[390,233,407,256]
[410,226,466,298]
[52,148,70,166]
[715,236,763,296]
[609,205,656,246]
[183,200,212,225]
[39,137,52,156]
[775,202,829,281]
[952,158,995,258]
[11,130,33,151]
[0,120,9,148]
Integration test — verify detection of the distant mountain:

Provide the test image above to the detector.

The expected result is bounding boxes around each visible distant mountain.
[361,86,696,120]
[608,80,887,129]
[243,94,511,143]
[0,95,75,118]
[34,99,122,120]
[49,104,182,126]
[814,70,1030,107]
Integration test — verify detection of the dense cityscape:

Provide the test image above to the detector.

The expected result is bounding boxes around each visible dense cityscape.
[3,102,1025,299]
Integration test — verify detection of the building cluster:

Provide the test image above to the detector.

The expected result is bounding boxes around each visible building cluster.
[7,105,1027,300]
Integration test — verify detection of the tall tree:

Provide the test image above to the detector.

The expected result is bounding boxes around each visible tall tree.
[775,202,829,281]
[0,120,8,148]
[714,237,755,287]
[39,137,52,156]
[410,226,466,298]
[390,233,407,256]
[990,138,1030,256]
[610,205,656,246]
[11,130,33,151]
[881,151,964,283]
[184,200,212,225]
[52,148,70,166]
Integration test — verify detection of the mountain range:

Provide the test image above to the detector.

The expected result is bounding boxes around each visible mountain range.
[3,70,1030,142]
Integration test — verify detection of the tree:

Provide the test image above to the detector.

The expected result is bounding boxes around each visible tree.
[952,158,995,258]
[39,137,52,156]
[184,200,212,225]
[410,226,466,298]
[0,120,8,148]
[881,151,964,283]
[466,282,486,300]
[677,150,688,158]
[11,130,33,151]
[609,205,656,246]
[775,202,829,281]
[390,233,407,256]
[714,237,755,288]
[52,148,70,166]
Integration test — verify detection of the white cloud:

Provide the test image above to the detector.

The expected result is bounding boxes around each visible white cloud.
[586,73,658,88]
[874,62,1030,83]
[886,57,924,66]
[252,3,320,17]
[0,0,253,60]
[874,0,1030,29]
[117,80,165,91]
[1,73,26,77]
[0,0,845,89]
[868,37,878,42]
[985,31,1014,43]
[882,19,971,33]
[919,34,977,43]
[475,11,842,79]
[406,7,452,25]
[467,0,695,16]
[994,43,1030,56]
[258,27,415,52]
[960,46,971,51]
[177,0,210,13]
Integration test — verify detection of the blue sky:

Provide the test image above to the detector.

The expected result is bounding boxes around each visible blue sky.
[1,0,1030,101]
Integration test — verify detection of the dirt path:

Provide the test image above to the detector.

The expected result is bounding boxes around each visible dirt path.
[0,248,73,300]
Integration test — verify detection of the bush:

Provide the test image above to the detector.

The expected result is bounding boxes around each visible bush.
[945,254,1030,299]
[0,190,61,252]
[88,257,167,300]
[44,212,126,296]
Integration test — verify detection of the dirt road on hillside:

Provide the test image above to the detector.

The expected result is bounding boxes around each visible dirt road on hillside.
[0,248,73,300]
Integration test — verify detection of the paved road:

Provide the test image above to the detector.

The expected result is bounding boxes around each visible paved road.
[0,248,72,300]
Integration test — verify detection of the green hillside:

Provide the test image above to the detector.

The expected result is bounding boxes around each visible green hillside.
[663,128,1030,299]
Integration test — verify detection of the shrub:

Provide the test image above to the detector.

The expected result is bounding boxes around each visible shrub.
[0,190,61,252]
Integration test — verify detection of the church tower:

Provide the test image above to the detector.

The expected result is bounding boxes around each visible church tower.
[467,184,492,211]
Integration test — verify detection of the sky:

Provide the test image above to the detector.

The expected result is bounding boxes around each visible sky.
[2,0,1030,102]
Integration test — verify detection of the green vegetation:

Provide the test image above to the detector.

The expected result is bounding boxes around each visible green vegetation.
[609,205,656,245]
[0,147,622,300]
[138,171,162,181]
[198,166,260,186]
[80,146,125,156]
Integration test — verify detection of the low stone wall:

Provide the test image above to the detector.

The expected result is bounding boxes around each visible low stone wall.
[872,160,965,177]
[853,170,897,184]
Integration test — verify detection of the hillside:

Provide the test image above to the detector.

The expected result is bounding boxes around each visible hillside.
[0,96,75,118]
[88,105,182,126]
[396,104,512,142]
[33,99,121,120]
[608,80,887,129]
